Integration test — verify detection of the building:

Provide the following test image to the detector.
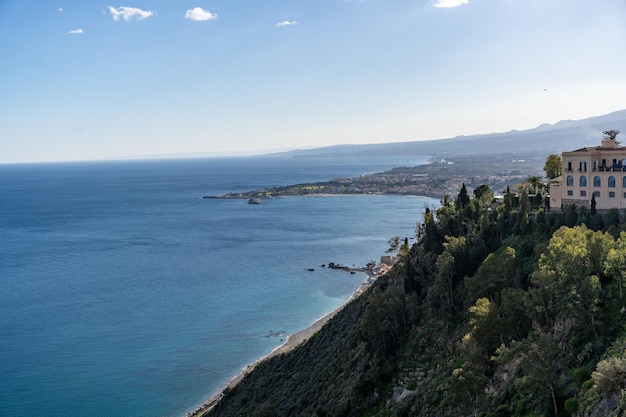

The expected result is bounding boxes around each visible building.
[550,138,626,210]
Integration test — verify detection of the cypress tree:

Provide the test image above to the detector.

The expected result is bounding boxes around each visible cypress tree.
[591,193,597,215]
[455,183,470,210]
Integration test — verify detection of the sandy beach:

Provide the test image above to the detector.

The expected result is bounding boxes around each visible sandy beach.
[184,277,374,417]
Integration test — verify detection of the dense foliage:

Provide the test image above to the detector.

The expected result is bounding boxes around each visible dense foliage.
[207,186,626,417]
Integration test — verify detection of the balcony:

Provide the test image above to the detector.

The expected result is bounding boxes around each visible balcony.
[595,164,626,172]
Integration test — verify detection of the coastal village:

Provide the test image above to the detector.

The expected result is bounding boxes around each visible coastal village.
[213,131,626,219]
[211,154,542,202]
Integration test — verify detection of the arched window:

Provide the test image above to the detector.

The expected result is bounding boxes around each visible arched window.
[594,176,601,187]
[580,176,587,187]
[567,175,574,186]
[609,176,616,188]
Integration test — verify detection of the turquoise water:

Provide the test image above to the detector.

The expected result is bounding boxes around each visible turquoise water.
[0,156,438,417]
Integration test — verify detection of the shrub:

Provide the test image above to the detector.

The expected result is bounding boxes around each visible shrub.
[564,397,579,415]
[591,356,626,395]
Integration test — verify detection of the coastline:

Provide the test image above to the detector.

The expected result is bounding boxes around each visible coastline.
[184,276,375,417]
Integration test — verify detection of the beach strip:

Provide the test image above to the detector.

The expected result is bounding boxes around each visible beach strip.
[184,279,373,417]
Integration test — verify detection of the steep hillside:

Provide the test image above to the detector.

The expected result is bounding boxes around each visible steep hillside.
[206,185,626,417]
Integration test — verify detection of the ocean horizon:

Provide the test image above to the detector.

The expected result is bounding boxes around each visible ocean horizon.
[0,155,439,417]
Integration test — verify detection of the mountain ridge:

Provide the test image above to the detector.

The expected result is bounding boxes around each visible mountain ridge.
[277,109,626,158]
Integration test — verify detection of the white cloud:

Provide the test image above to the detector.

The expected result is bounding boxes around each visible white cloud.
[58,7,64,12]
[108,6,155,21]
[432,0,468,8]
[67,28,84,35]
[276,20,298,27]
[184,7,218,21]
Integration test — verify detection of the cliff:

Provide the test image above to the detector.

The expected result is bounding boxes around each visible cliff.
[205,185,626,417]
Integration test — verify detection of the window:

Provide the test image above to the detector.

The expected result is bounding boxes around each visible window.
[610,191,616,198]
[594,176,601,187]
[595,191,601,197]
[580,161,587,172]
[581,190,587,197]
[609,176,616,187]
[568,190,573,196]
[567,175,574,186]
[623,176,626,187]
[580,176,587,187]
[567,161,572,172]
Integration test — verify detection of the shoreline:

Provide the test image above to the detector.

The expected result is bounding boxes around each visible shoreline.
[184,275,375,417]
[210,193,434,200]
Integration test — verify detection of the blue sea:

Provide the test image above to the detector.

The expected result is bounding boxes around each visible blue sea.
[0,155,438,417]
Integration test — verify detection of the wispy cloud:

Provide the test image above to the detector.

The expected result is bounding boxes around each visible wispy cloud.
[184,7,218,21]
[58,7,64,12]
[276,20,298,27]
[432,0,468,8]
[67,28,84,35]
[108,6,155,21]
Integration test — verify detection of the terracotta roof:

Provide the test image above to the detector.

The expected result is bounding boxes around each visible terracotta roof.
[567,146,626,153]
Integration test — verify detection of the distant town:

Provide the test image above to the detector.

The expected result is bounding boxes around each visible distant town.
[210,153,545,201]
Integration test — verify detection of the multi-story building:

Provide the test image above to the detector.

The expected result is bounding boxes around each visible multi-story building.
[550,138,626,210]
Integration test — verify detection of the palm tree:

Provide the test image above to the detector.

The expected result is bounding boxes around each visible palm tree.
[603,129,621,145]
[526,176,544,195]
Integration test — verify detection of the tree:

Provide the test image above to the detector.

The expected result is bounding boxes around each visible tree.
[465,246,518,304]
[604,231,626,300]
[503,185,513,211]
[526,175,543,195]
[360,286,406,353]
[592,355,626,396]
[517,331,563,416]
[455,183,470,210]
[430,249,456,319]
[400,237,410,256]
[543,154,562,180]
[591,193,597,215]
[473,184,493,203]
[450,362,489,417]
[386,236,401,254]
[528,225,607,333]
[603,129,621,144]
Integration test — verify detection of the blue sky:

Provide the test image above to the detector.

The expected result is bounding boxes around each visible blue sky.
[1,0,625,163]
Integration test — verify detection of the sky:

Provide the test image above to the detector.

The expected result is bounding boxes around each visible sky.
[1,0,626,163]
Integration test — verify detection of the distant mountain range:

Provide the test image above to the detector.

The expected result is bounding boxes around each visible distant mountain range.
[278,109,626,158]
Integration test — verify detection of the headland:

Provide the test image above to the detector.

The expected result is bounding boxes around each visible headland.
[206,152,544,201]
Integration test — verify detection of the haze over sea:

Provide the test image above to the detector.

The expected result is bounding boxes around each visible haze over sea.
[0,155,438,417]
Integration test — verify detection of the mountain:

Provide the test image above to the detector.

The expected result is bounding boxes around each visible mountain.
[278,109,626,158]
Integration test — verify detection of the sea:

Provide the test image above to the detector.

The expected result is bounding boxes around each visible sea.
[0,155,439,417]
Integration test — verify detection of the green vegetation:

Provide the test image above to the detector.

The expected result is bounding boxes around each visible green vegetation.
[207,177,626,417]
[544,154,562,180]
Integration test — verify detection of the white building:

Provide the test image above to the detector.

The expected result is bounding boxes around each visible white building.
[551,138,626,210]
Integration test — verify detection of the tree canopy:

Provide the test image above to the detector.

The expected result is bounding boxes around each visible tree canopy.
[603,129,621,143]
[543,154,562,180]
